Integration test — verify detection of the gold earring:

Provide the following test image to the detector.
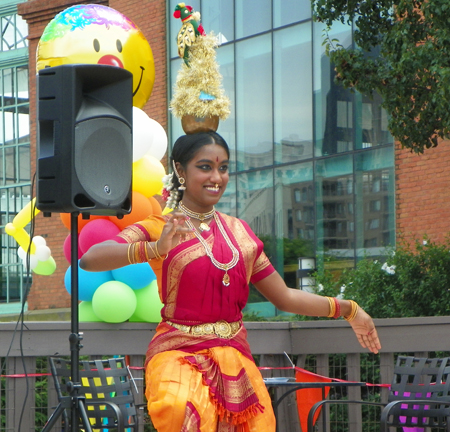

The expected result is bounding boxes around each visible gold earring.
[172,160,186,191]
[178,177,186,191]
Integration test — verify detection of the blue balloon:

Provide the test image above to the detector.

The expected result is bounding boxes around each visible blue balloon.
[111,263,156,290]
[64,261,113,302]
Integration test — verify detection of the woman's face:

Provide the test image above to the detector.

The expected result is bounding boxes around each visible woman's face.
[177,143,229,211]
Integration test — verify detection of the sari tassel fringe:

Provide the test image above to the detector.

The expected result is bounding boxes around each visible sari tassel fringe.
[179,353,265,425]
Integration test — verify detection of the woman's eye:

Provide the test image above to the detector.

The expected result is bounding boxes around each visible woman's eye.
[220,165,229,172]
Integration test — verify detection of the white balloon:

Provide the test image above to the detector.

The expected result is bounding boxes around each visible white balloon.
[17,247,26,259]
[22,254,38,271]
[35,245,51,262]
[146,118,168,161]
[132,107,168,162]
[133,107,153,162]
[32,235,47,247]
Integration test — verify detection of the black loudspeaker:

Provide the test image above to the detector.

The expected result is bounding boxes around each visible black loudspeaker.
[37,64,133,216]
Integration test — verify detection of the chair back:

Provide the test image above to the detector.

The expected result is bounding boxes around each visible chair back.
[383,356,450,430]
[49,357,138,431]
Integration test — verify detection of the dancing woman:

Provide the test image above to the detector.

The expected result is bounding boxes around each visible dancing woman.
[80,131,381,432]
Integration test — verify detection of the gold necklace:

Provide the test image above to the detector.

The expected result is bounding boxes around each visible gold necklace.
[179,201,215,232]
[184,213,239,286]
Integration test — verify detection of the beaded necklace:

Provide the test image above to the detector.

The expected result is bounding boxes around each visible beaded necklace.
[178,201,215,232]
[181,208,239,286]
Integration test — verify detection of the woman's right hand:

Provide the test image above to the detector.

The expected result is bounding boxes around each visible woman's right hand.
[156,212,191,255]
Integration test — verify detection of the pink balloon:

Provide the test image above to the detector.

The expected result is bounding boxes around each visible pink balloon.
[63,234,83,263]
[78,219,120,253]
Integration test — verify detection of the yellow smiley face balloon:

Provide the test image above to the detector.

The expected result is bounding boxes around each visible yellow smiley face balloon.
[37,4,154,108]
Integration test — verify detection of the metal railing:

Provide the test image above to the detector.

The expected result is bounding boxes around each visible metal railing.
[1,316,450,432]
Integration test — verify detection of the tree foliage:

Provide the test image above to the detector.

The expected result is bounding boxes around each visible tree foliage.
[312,0,450,153]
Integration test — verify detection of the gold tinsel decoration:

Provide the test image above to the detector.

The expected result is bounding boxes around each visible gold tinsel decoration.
[170,33,231,120]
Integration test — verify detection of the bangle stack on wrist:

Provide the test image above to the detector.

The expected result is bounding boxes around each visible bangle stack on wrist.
[127,241,152,264]
[344,300,359,322]
[326,297,341,319]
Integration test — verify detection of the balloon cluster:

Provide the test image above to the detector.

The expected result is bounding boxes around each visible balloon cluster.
[5,198,56,276]
[62,107,168,323]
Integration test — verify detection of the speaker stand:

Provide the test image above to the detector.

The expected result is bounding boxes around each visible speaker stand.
[42,212,93,432]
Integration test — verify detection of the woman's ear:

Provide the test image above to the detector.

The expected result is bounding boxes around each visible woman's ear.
[175,162,185,178]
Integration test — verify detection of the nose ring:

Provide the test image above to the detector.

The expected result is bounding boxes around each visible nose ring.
[215,183,219,188]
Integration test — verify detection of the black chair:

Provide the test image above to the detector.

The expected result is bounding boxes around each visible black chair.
[48,357,138,432]
[308,356,450,431]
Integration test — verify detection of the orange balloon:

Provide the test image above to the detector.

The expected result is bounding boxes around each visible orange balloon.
[59,213,107,233]
[109,191,153,230]
[149,196,163,216]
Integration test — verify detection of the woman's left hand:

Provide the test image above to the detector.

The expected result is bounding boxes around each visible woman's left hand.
[348,307,381,354]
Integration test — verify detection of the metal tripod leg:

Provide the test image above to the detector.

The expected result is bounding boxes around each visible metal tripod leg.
[41,395,93,432]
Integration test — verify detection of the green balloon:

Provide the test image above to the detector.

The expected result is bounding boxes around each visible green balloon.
[79,301,102,322]
[33,256,56,275]
[92,281,137,323]
[132,280,163,323]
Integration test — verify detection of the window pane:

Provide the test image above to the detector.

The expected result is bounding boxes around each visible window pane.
[355,147,395,255]
[216,173,236,217]
[0,8,30,308]
[201,0,234,42]
[235,0,271,39]
[275,163,315,288]
[273,0,311,27]
[238,168,273,233]
[239,169,275,315]
[18,144,30,183]
[216,44,236,173]
[316,155,354,267]
[313,21,354,157]
[236,34,273,170]
[274,23,312,164]
[169,58,185,141]
[355,92,395,149]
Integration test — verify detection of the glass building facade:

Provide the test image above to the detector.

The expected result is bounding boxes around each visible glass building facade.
[168,0,395,314]
[0,1,29,312]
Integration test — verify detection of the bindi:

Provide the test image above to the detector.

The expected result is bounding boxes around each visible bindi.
[216,157,219,162]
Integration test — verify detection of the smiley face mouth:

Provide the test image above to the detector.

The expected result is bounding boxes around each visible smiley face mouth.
[133,66,145,97]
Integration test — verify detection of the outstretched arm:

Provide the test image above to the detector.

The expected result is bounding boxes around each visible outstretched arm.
[253,271,381,354]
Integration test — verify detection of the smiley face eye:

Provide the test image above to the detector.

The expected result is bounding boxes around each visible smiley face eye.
[116,39,123,53]
[93,39,100,52]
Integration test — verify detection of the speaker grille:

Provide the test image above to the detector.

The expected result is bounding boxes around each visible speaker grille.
[75,117,132,209]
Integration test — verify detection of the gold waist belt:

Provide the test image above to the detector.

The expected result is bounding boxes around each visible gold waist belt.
[165,319,241,339]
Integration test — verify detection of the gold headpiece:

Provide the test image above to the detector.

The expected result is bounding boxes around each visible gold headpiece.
[171,4,230,134]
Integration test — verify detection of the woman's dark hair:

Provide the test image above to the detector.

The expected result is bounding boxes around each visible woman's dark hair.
[170,131,230,202]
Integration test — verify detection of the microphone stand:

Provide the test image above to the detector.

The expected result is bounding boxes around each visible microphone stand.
[42,212,93,432]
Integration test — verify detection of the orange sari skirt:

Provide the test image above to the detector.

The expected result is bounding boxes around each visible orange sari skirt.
[145,347,276,432]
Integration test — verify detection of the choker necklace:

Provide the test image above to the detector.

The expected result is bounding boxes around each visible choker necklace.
[184,213,239,286]
[178,201,216,232]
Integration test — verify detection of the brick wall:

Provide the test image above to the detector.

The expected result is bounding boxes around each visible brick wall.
[395,139,450,244]
[18,0,167,310]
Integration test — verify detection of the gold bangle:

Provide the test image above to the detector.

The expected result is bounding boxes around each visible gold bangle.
[326,296,335,318]
[155,240,167,260]
[127,243,134,264]
[144,242,151,261]
[344,300,359,322]
[147,242,157,259]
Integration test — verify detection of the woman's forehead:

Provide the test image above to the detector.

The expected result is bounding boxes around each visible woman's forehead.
[191,144,228,161]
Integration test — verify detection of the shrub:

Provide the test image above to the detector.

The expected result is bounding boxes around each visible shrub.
[313,236,450,318]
